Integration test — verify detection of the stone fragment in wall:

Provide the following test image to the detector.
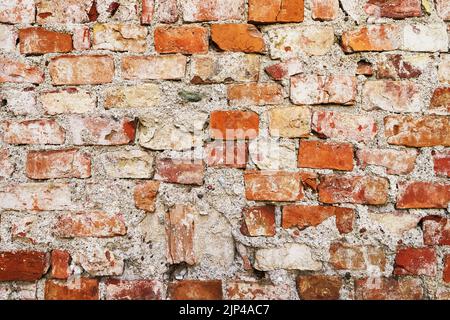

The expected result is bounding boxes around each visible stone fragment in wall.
[166,205,196,265]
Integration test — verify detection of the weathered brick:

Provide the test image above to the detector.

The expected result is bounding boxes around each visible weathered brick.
[282,205,354,234]
[311,0,339,21]
[356,60,374,76]
[0,183,72,211]
[267,26,334,58]
[248,0,304,23]
[181,0,244,22]
[2,119,65,145]
[241,205,276,237]
[265,58,303,81]
[362,80,421,112]
[227,83,283,106]
[364,0,422,18]
[226,281,292,300]
[168,280,223,300]
[121,55,187,80]
[376,54,431,80]
[45,278,99,300]
[268,106,310,138]
[443,256,450,284]
[50,250,70,280]
[0,0,35,23]
[92,23,147,53]
[101,150,154,179]
[249,137,297,170]
[104,84,160,109]
[0,25,17,52]
[166,204,196,265]
[105,279,163,300]
[394,247,437,276]
[312,111,378,142]
[19,27,73,55]
[384,115,450,147]
[0,88,37,116]
[67,116,136,145]
[433,150,450,177]
[155,158,205,185]
[39,88,96,114]
[211,24,265,53]
[298,141,354,171]
[205,141,248,168]
[318,175,389,205]
[297,275,342,300]
[244,170,304,201]
[402,24,448,52]
[74,249,123,276]
[54,211,126,238]
[330,243,386,271]
[342,25,402,52]
[0,150,15,178]
[26,149,91,179]
[254,243,321,271]
[72,25,91,51]
[0,251,48,281]
[357,148,417,175]
[368,211,419,236]
[430,87,450,113]
[36,0,94,24]
[396,181,450,209]
[0,56,44,84]
[210,110,259,140]
[154,25,208,54]
[438,54,450,83]
[291,74,356,106]
[355,277,423,300]
[422,216,450,246]
[0,282,37,300]
[149,0,179,24]
[190,53,260,84]
[436,0,450,21]
[49,55,114,85]
[134,181,160,212]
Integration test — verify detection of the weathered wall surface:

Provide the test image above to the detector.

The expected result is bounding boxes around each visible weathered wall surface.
[0,0,449,300]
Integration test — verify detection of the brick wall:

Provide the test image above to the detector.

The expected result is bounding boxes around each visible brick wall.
[0,0,449,300]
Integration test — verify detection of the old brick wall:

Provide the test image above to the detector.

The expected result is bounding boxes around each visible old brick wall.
[0,0,449,300]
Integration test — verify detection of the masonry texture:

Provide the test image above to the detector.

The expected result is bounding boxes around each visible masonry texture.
[0,0,449,301]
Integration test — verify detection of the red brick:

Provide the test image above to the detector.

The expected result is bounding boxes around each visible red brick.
[297,275,342,300]
[19,28,72,55]
[134,181,160,213]
[311,0,339,21]
[341,25,402,53]
[2,119,65,145]
[421,216,450,246]
[244,170,304,202]
[0,56,44,84]
[356,60,374,76]
[26,149,91,179]
[394,247,437,276]
[45,278,99,300]
[54,211,127,238]
[312,111,378,142]
[433,150,450,177]
[49,55,114,85]
[444,256,450,283]
[105,279,163,300]
[0,251,48,281]
[182,0,245,22]
[0,183,72,211]
[141,0,154,24]
[205,141,248,168]
[168,280,223,300]
[226,281,292,300]
[0,0,35,23]
[396,181,450,209]
[290,75,357,105]
[430,87,450,113]
[357,148,417,175]
[166,205,196,265]
[265,58,303,81]
[355,277,423,300]
[298,141,354,171]
[282,205,354,234]
[249,0,303,23]
[318,175,389,205]
[154,26,208,54]
[384,115,450,147]
[67,116,135,145]
[211,24,265,53]
[210,110,259,140]
[121,55,187,80]
[50,250,70,280]
[241,206,276,237]
[364,0,422,19]
[227,83,283,106]
[376,54,426,80]
[155,158,205,186]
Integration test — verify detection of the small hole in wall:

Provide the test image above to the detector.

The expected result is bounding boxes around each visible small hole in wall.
[1,99,7,107]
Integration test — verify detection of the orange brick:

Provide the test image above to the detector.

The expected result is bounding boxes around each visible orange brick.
[154,26,208,54]
[19,27,73,54]
[298,141,354,171]
[211,24,265,53]
[248,0,304,23]
[210,111,259,140]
